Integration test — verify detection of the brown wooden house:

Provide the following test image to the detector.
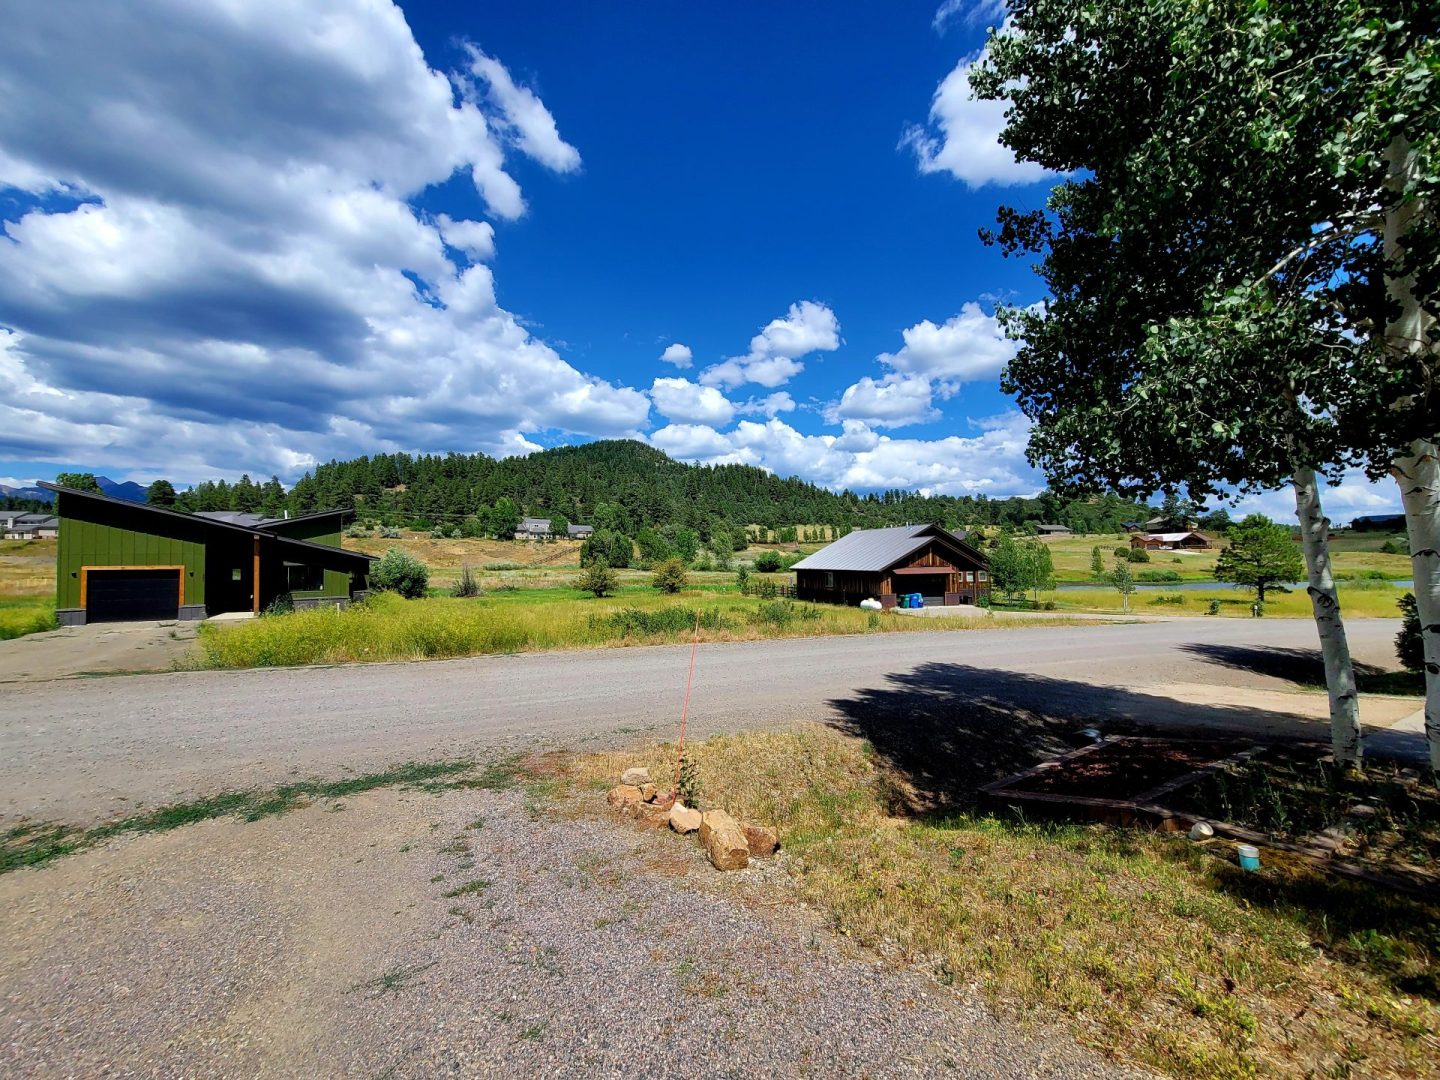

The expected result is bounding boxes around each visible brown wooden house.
[792,524,990,608]
[1130,530,1212,551]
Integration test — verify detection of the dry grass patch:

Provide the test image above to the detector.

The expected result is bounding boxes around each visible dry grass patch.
[576,726,1440,1079]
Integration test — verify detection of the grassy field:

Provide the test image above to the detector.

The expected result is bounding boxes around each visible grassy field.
[0,538,56,639]
[1037,531,1414,584]
[1041,580,1413,619]
[192,587,1078,668]
[575,726,1440,1080]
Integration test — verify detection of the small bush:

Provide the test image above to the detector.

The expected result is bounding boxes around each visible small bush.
[1207,599,1221,616]
[262,593,295,617]
[651,557,688,594]
[450,564,480,598]
[1150,594,1186,606]
[677,752,700,807]
[1112,545,1129,559]
[1397,593,1423,673]
[603,607,727,637]
[1382,536,1410,555]
[735,565,751,594]
[579,558,619,598]
[751,600,822,628]
[1137,569,1183,582]
[379,526,402,539]
[483,561,522,571]
[752,550,784,573]
[370,548,429,599]
[1127,546,1151,563]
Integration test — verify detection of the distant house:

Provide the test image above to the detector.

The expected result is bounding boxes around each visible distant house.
[1121,521,1145,533]
[1131,531,1211,551]
[1144,514,1198,531]
[516,517,552,539]
[566,524,594,539]
[1035,523,1072,536]
[792,524,990,608]
[42,481,373,625]
[3,513,58,539]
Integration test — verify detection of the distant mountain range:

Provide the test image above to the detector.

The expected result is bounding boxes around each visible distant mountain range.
[0,476,149,504]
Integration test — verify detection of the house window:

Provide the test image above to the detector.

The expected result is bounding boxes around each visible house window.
[965,571,975,583]
[232,568,243,582]
[978,571,988,582]
[824,572,835,589]
[285,563,325,592]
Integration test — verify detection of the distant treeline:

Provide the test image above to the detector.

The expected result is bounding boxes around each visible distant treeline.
[167,439,1158,536]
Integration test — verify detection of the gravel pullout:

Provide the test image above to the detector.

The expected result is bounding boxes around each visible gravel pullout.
[0,785,1149,1078]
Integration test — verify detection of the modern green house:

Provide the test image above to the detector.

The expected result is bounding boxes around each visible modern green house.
[42,481,375,626]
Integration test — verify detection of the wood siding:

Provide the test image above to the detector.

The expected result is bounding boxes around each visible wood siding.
[796,536,990,606]
[56,493,208,610]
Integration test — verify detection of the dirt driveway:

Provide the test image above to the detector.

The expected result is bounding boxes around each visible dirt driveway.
[0,619,198,684]
[0,784,1143,1079]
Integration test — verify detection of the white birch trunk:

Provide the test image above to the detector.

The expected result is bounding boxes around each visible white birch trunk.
[1394,443,1440,773]
[1382,136,1440,773]
[1291,467,1363,764]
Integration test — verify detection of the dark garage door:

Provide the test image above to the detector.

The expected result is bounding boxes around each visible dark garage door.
[85,569,181,622]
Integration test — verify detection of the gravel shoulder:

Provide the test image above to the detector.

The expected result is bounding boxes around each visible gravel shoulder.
[0,784,1147,1079]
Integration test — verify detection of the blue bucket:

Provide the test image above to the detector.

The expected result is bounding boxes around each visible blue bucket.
[1237,844,1261,871]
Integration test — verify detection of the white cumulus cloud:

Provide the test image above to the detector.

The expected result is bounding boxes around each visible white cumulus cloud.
[659,343,693,368]
[701,300,841,390]
[830,374,939,428]
[901,43,1052,189]
[0,0,647,481]
[649,377,736,427]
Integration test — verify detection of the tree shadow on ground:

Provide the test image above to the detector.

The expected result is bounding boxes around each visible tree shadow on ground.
[824,662,1328,816]
[824,662,1440,993]
[1179,642,1385,688]
[1182,642,1425,698]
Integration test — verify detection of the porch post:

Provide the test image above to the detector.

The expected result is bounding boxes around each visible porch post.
[252,535,261,614]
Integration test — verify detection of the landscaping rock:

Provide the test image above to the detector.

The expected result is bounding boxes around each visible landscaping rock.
[668,802,702,834]
[620,767,650,787]
[632,799,672,829]
[744,824,779,858]
[640,783,658,802]
[699,810,749,871]
[606,784,643,809]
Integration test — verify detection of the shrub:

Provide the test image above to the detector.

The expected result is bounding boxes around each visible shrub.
[1382,536,1410,555]
[604,607,726,637]
[677,752,700,807]
[450,564,480,598]
[1127,546,1151,563]
[735,565,752,594]
[262,593,294,617]
[1137,569,1183,582]
[379,526,402,539]
[580,558,619,598]
[1150,594,1186,606]
[651,557,688,594]
[370,547,429,598]
[752,550,783,573]
[751,600,822,628]
[1113,545,1129,559]
[1207,599,1221,616]
[1397,593,1423,673]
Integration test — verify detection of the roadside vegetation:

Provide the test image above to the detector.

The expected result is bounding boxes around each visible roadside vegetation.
[574,726,1439,1080]
[0,538,57,639]
[193,588,1077,669]
[0,756,529,874]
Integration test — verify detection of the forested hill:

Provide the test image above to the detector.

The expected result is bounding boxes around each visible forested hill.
[171,439,1153,534]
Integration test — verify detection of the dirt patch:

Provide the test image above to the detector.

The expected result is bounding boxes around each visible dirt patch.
[0,619,198,683]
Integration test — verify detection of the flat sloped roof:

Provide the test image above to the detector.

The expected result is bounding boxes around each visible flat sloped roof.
[790,525,931,572]
[40,482,375,564]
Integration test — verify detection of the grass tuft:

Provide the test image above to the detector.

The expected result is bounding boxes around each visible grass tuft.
[0,757,525,874]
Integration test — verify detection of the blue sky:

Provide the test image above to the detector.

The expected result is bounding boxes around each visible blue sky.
[0,0,1400,520]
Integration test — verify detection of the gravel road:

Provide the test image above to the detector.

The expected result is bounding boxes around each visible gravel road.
[0,783,1150,1079]
[0,617,1407,824]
